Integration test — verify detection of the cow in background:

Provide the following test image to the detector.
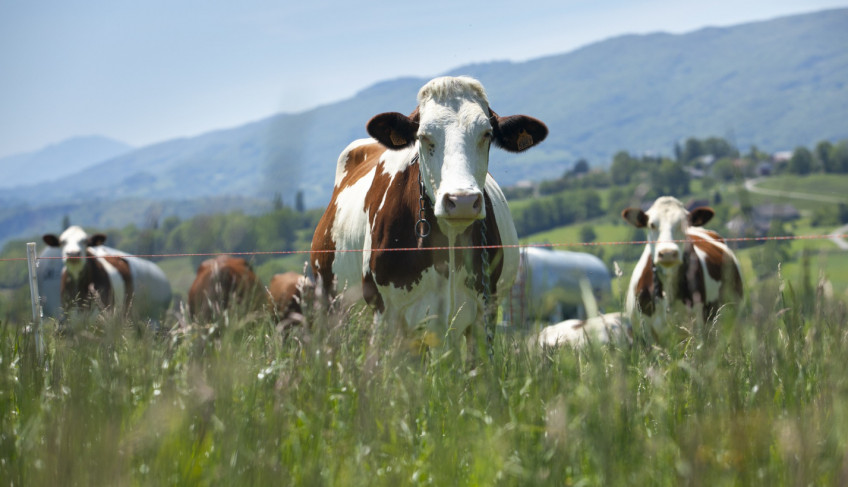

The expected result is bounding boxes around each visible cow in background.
[268,271,305,323]
[42,226,172,321]
[621,196,743,338]
[187,255,266,321]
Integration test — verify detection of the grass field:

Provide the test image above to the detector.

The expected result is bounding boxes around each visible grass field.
[2,267,847,486]
[3,173,847,485]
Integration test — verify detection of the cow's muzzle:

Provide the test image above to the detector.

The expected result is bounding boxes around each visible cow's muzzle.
[440,191,483,227]
[655,247,681,268]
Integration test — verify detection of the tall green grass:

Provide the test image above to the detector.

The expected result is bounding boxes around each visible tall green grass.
[2,269,847,486]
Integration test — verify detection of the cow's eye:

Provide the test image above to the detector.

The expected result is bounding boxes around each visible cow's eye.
[482,131,493,140]
[649,222,657,230]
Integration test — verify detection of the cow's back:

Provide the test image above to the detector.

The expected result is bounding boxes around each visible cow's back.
[127,256,172,317]
[312,139,395,293]
[689,228,743,308]
[188,256,260,320]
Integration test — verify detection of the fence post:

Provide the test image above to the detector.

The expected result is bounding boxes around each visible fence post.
[26,242,44,361]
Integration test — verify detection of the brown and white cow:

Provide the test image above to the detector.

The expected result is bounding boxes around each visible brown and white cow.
[311,76,547,349]
[42,225,172,321]
[268,271,305,321]
[188,255,265,321]
[622,196,743,337]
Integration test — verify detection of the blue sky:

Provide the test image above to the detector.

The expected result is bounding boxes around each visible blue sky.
[1,0,846,158]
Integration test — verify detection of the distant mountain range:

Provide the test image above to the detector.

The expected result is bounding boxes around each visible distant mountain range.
[2,8,847,246]
[0,135,132,189]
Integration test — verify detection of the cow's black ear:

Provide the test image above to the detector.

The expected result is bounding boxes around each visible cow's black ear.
[43,234,60,247]
[367,112,419,150]
[490,111,548,152]
[88,234,107,247]
[622,208,648,228]
[689,207,714,227]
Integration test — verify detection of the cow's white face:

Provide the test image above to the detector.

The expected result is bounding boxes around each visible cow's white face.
[43,226,107,278]
[622,196,714,272]
[416,84,492,230]
[366,76,548,233]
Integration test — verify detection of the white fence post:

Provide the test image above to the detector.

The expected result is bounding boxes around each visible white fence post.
[26,242,44,361]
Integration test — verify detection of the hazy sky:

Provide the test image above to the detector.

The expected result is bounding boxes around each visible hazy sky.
[1,0,846,158]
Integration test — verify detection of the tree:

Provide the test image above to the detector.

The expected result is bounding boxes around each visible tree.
[788,147,814,175]
[610,151,636,185]
[654,159,690,196]
[572,159,589,175]
[579,225,597,243]
[272,192,284,210]
[295,191,305,213]
[830,141,848,173]
[703,137,738,160]
[681,138,703,164]
[711,157,738,182]
[815,140,834,172]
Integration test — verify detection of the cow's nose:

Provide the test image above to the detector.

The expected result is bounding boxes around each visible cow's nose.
[443,192,483,221]
[657,248,680,264]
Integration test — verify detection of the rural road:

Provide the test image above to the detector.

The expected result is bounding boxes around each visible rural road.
[744,178,848,250]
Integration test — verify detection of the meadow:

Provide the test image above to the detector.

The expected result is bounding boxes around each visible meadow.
[2,261,847,486]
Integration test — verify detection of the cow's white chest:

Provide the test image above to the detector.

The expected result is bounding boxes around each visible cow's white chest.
[377,264,480,336]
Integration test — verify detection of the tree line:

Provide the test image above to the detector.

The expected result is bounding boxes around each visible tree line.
[2,135,846,293]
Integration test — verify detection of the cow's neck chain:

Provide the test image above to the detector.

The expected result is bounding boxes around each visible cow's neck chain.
[414,154,431,239]
[413,152,495,361]
[480,218,495,362]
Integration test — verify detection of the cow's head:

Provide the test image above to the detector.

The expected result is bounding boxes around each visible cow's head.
[43,226,107,278]
[367,76,547,231]
[622,196,714,271]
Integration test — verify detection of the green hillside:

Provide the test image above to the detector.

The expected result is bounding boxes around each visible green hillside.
[2,8,847,245]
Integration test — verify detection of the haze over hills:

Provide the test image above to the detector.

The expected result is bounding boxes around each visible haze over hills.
[2,8,847,245]
[0,136,132,189]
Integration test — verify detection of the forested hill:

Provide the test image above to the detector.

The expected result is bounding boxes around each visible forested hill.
[2,8,846,244]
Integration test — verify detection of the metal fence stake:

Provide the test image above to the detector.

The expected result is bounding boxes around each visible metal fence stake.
[26,242,44,361]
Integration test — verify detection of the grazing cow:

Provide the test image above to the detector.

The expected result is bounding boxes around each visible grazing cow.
[311,76,547,350]
[42,226,172,320]
[188,256,265,321]
[268,271,305,321]
[622,196,743,337]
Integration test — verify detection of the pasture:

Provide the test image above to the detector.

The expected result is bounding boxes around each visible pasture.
[2,264,847,485]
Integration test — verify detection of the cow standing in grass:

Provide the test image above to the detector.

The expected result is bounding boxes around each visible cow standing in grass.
[311,76,547,352]
[621,196,743,338]
[42,226,172,321]
[188,255,266,322]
